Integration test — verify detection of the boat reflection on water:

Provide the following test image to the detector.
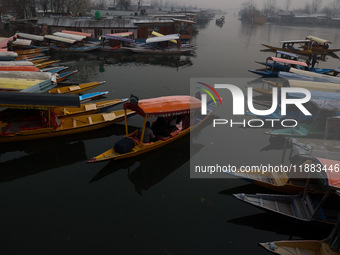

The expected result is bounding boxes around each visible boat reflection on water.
[128,138,203,195]
[0,123,128,155]
[0,124,131,183]
[0,141,86,183]
[228,212,332,240]
[90,136,204,194]
[52,51,194,70]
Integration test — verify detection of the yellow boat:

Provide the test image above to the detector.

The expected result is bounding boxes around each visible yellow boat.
[15,48,45,55]
[48,81,106,94]
[226,158,327,194]
[35,60,60,69]
[260,240,339,255]
[261,216,340,255]
[151,31,177,43]
[16,54,47,61]
[0,71,54,91]
[0,91,134,143]
[54,98,128,117]
[88,95,217,162]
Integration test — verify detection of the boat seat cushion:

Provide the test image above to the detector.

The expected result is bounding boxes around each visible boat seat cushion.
[114,137,135,154]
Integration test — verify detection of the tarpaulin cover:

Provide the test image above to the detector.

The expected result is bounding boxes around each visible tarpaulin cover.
[310,99,340,112]
[267,57,308,67]
[146,34,180,44]
[290,138,340,161]
[44,35,76,44]
[316,157,340,189]
[306,35,332,44]
[124,96,201,117]
[101,34,134,43]
[0,91,80,108]
[287,90,340,101]
[62,30,92,37]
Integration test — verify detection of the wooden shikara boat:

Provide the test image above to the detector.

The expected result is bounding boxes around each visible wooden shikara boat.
[35,60,60,69]
[14,48,46,55]
[265,79,340,93]
[226,158,327,194]
[262,39,340,57]
[58,45,100,52]
[288,68,340,84]
[54,98,128,117]
[249,57,308,77]
[234,158,340,225]
[260,214,340,255]
[100,33,135,51]
[0,66,40,72]
[124,33,195,55]
[0,51,18,61]
[40,66,68,74]
[0,71,56,92]
[62,30,92,37]
[17,54,48,62]
[260,240,339,255]
[57,70,78,82]
[0,92,134,143]
[265,98,340,138]
[79,91,108,103]
[125,45,195,55]
[49,81,105,94]
[0,61,34,66]
[88,95,216,162]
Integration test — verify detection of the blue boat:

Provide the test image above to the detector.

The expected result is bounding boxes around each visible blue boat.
[79,91,109,103]
[249,57,309,77]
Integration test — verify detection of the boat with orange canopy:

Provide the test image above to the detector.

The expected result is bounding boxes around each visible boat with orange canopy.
[88,95,216,162]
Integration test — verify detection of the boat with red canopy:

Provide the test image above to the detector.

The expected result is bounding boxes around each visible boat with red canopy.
[88,95,216,162]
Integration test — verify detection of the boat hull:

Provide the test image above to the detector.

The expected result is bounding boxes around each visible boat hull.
[0,110,134,143]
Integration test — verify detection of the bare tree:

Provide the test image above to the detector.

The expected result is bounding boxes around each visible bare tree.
[311,0,323,13]
[263,0,277,16]
[116,0,131,10]
[284,0,291,11]
[304,3,312,14]
[38,0,49,13]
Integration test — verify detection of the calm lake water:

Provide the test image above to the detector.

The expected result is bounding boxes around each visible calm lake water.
[1,14,339,254]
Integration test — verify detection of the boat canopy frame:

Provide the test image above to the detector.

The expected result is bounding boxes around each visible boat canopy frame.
[123,95,201,144]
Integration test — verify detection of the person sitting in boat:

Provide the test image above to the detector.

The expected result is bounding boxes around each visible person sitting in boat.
[167,115,182,133]
[139,121,155,143]
[152,117,169,137]
[287,43,296,51]
[310,54,318,70]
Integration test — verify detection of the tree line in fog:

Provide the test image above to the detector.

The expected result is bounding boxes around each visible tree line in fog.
[241,0,340,18]
[0,0,199,20]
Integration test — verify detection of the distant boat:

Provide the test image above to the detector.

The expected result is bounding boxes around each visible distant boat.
[99,32,135,52]
[124,33,195,55]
